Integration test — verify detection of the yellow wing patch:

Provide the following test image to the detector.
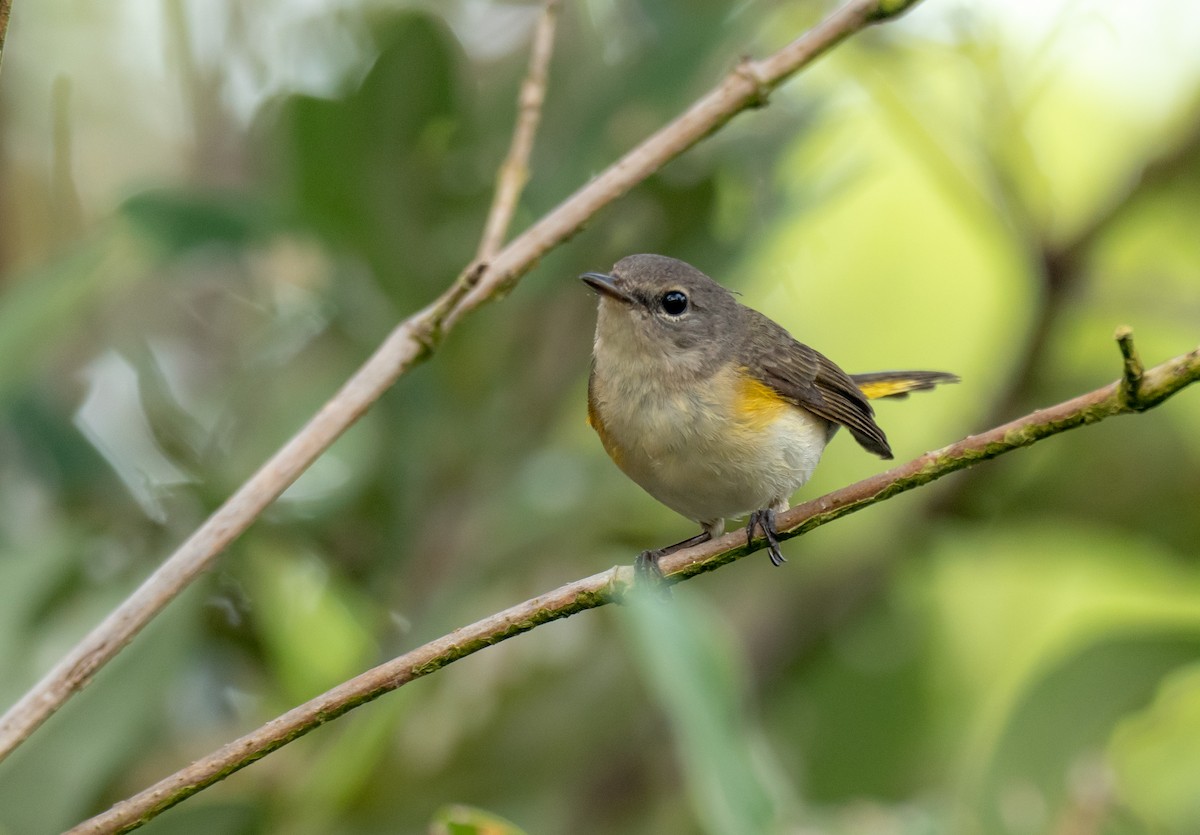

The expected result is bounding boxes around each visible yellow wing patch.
[734,369,791,432]
[852,370,959,400]
[857,379,917,400]
[856,377,934,400]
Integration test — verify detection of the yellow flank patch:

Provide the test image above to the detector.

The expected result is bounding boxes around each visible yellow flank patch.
[735,369,790,432]
[857,378,925,400]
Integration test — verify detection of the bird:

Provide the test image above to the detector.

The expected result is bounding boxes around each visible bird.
[581,253,957,572]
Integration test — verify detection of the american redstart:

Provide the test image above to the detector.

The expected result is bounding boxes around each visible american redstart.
[581,254,957,571]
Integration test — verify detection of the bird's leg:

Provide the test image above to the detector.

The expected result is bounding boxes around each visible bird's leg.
[747,508,785,566]
[635,530,712,584]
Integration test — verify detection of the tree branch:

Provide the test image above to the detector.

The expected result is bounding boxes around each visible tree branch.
[947,94,1200,468]
[69,332,1200,834]
[0,0,924,763]
[0,0,11,74]
[926,109,1200,521]
[475,0,560,262]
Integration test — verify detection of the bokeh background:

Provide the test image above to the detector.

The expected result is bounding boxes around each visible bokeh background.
[2,0,1199,833]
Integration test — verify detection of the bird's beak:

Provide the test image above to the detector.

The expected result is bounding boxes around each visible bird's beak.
[580,271,636,305]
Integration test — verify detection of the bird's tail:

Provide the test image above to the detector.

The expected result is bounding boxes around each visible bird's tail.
[851,370,960,401]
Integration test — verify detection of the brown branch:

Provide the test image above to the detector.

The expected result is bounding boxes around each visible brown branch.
[1115,325,1144,407]
[0,0,12,74]
[69,333,1200,834]
[475,0,560,262]
[0,0,924,763]
[444,0,922,327]
[928,103,1200,519]
[963,97,1200,444]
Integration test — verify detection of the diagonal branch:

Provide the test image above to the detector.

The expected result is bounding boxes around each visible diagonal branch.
[475,0,560,262]
[69,332,1200,834]
[950,94,1200,463]
[0,0,926,763]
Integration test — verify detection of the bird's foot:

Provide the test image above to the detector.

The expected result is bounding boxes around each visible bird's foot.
[747,508,785,566]
[632,531,712,594]
[632,548,674,600]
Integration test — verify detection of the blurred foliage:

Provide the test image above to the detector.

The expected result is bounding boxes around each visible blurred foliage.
[430,804,529,835]
[1,1,1199,833]
[620,589,792,833]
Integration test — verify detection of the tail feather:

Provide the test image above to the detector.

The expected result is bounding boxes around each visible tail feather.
[851,370,959,401]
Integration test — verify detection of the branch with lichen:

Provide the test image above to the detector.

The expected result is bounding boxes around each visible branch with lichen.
[0,0,927,765]
[69,331,1200,834]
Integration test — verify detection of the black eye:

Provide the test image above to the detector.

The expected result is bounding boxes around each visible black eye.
[660,290,688,316]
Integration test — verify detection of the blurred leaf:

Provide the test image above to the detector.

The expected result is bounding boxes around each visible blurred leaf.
[1109,663,1200,833]
[920,523,1200,831]
[278,693,410,834]
[766,590,937,803]
[0,228,149,400]
[975,632,1200,834]
[0,583,201,833]
[120,188,280,254]
[245,544,378,703]
[0,538,80,706]
[431,803,530,835]
[262,11,473,296]
[130,801,261,835]
[619,588,791,835]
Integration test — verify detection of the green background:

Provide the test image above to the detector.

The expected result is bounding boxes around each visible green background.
[1,1,1199,833]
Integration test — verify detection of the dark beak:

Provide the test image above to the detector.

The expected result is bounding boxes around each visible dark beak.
[580,271,636,304]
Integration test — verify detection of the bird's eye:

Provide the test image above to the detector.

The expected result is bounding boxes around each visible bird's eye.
[660,290,688,316]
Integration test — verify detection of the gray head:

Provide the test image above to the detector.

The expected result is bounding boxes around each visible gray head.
[580,254,741,378]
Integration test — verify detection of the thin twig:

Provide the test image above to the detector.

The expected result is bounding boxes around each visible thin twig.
[0,0,924,763]
[69,333,1200,834]
[1115,325,1144,407]
[475,0,560,262]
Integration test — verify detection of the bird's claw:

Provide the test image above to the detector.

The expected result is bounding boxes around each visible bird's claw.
[747,509,785,566]
[634,549,672,598]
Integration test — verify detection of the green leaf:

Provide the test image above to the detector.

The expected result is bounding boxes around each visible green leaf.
[431,803,529,835]
[120,187,279,254]
[0,580,201,833]
[619,588,790,835]
[245,544,378,703]
[919,523,1200,831]
[0,228,150,400]
[264,11,468,290]
[1109,663,1200,832]
[975,632,1200,833]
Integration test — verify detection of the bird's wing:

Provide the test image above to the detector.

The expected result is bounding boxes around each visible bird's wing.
[740,308,893,459]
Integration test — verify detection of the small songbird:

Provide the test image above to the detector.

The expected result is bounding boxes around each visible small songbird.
[581,254,957,571]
